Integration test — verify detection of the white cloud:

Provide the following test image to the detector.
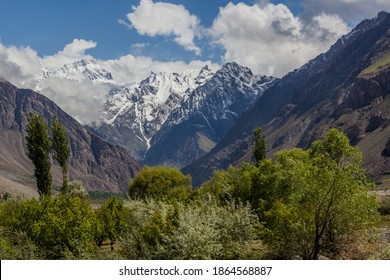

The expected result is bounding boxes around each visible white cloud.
[208,2,350,77]
[300,0,390,25]
[0,42,42,88]
[125,0,201,55]
[0,38,217,125]
[41,38,97,69]
[38,78,109,125]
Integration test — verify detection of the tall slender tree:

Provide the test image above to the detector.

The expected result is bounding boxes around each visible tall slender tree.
[51,116,71,193]
[25,113,52,196]
[252,127,266,166]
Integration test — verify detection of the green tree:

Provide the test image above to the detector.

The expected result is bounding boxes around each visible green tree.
[25,113,52,196]
[51,116,71,193]
[129,166,192,202]
[94,197,126,251]
[261,129,379,259]
[253,127,266,166]
[200,163,256,205]
[0,196,95,259]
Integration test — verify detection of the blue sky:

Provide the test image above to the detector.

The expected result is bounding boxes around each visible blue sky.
[0,0,303,62]
[1,0,389,76]
[0,0,389,124]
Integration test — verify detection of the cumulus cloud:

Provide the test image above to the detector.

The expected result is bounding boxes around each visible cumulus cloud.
[41,38,97,69]
[301,0,390,25]
[208,1,350,77]
[0,42,42,88]
[38,78,109,125]
[0,38,106,125]
[125,0,201,55]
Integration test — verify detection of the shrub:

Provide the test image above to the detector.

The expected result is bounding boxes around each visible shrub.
[129,166,192,202]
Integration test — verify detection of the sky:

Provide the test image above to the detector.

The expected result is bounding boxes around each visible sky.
[0,0,389,123]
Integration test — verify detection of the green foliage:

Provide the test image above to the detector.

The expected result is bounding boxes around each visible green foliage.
[2,127,383,260]
[25,113,52,196]
[129,166,192,202]
[0,196,95,259]
[261,129,380,259]
[200,163,256,204]
[164,197,259,260]
[94,197,127,250]
[51,116,71,193]
[120,199,175,259]
[120,196,259,260]
[0,226,43,259]
[199,129,380,259]
[253,127,266,165]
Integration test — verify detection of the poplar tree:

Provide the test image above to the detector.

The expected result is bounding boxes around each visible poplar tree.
[25,113,52,196]
[252,127,266,166]
[51,116,71,193]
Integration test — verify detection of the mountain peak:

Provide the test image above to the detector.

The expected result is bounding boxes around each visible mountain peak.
[219,62,253,77]
[374,10,390,22]
[41,58,114,84]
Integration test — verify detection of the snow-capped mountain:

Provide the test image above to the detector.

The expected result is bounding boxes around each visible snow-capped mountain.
[31,57,278,166]
[92,65,216,159]
[41,59,114,83]
[144,62,278,167]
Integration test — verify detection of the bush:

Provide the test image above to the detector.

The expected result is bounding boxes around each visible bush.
[162,197,259,260]
[0,196,95,259]
[94,197,127,250]
[129,166,192,202]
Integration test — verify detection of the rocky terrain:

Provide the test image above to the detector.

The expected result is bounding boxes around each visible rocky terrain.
[0,77,141,193]
[184,11,390,186]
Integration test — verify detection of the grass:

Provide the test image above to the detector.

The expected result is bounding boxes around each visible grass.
[359,52,390,78]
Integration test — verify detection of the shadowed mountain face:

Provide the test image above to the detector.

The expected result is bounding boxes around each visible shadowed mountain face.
[144,62,278,168]
[184,11,390,186]
[0,78,141,194]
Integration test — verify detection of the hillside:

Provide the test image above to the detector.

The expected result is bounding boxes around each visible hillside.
[0,77,141,194]
[184,11,390,186]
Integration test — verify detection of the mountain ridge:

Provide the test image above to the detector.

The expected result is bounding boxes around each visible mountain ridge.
[184,11,390,186]
[0,77,141,194]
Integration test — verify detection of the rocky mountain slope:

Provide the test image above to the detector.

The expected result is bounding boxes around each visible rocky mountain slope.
[92,65,216,160]
[92,63,277,166]
[0,77,141,194]
[184,11,390,186]
[144,62,277,167]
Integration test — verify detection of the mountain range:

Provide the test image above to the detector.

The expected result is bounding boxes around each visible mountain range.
[0,11,389,196]
[38,58,277,167]
[184,11,390,186]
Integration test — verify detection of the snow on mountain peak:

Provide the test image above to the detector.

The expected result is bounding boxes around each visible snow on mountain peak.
[41,59,114,84]
[98,66,216,155]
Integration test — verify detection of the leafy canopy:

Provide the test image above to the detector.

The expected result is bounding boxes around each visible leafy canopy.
[129,166,192,202]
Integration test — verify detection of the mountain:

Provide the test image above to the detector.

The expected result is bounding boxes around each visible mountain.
[184,11,390,186]
[92,63,277,167]
[39,59,114,85]
[0,77,141,195]
[144,62,278,168]
[32,58,277,168]
[91,66,216,160]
